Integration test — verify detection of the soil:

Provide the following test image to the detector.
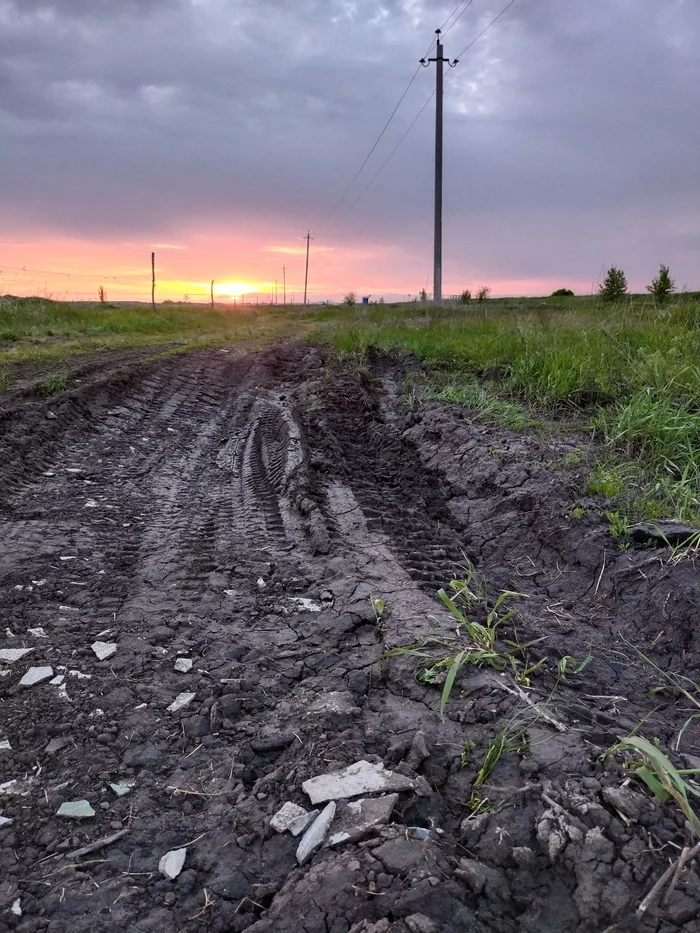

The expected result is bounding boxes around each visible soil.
[1,341,699,933]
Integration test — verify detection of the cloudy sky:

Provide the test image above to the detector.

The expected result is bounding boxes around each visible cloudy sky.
[1,0,698,302]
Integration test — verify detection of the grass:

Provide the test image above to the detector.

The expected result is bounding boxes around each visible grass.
[326,294,700,523]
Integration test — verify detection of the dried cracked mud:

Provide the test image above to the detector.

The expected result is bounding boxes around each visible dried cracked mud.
[1,342,699,933]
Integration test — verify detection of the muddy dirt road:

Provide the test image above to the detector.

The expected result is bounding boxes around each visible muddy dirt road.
[1,343,699,933]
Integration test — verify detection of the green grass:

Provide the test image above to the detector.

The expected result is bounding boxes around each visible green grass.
[35,373,68,396]
[326,295,700,523]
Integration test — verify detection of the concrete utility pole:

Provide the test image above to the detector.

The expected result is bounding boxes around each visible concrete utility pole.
[151,251,156,312]
[283,265,286,305]
[303,231,312,305]
[421,30,458,304]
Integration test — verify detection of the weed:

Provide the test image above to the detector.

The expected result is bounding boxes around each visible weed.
[633,645,700,750]
[557,654,591,677]
[587,465,624,498]
[370,597,387,637]
[605,511,630,539]
[562,450,582,466]
[423,381,536,430]
[0,371,7,394]
[476,286,491,302]
[606,734,700,838]
[36,373,68,397]
[460,740,473,768]
[568,506,587,519]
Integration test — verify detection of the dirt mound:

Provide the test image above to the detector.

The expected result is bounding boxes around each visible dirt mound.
[1,343,699,932]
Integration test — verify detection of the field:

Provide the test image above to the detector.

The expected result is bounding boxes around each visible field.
[1,294,700,933]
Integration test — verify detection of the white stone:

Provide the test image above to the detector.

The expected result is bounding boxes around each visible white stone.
[57,800,95,819]
[27,628,47,638]
[110,782,133,797]
[302,760,417,805]
[59,556,77,561]
[0,739,11,751]
[291,597,323,612]
[159,847,186,879]
[20,666,54,686]
[270,801,314,836]
[91,641,117,660]
[50,675,65,685]
[0,648,33,663]
[11,898,21,916]
[174,657,193,673]
[167,692,195,713]
[85,499,98,508]
[67,670,92,679]
[0,815,14,828]
[296,801,336,865]
[257,576,266,589]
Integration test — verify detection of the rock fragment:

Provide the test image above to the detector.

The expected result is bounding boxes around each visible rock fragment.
[327,794,398,846]
[174,657,193,673]
[91,641,117,661]
[20,666,54,686]
[296,802,336,865]
[270,801,317,836]
[159,847,187,879]
[0,815,13,827]
[110,783,133,797]
[0,739,11,752]
[167,692,195,713]
[57,800,96,819]
[302,760,417,805]
[0,648,33,663]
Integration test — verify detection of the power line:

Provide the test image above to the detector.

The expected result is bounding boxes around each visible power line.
[442,0,476,38]
[454,0,517,59]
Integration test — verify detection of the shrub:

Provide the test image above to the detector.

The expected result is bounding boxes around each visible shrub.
[646,264,676,304]
[343,291,357,306]
[551,288,574,297]
[599,267,628,303]
[459,289,472,304]
[476,286,491,302]
[98,286,106,303]
[419,288,428,302]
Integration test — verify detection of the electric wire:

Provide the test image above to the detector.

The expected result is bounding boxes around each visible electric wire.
[441,0,475,39]
[454,0,517,59]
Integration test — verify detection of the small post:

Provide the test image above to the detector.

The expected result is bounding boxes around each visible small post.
[211,280,214,310]
[303,231,312,305]
[151,251,156,312]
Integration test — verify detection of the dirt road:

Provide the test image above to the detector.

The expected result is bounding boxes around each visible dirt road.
[1,343,699,932]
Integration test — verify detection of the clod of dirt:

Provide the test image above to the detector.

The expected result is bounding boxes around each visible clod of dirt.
[629,519,700,546]
[302,760,418,804]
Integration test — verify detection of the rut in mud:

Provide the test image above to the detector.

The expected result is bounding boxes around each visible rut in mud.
[1,342,699,933]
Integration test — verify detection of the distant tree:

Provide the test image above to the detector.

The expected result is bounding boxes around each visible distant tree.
[551,288,574,297]
[459,289,472,304]
[476,285,491,302]
[599,267,628,303]
[419,288,428,302]
[98,286,106,303]
[343,291,357,306]
[646,264,676,304]
[378,297,385,304]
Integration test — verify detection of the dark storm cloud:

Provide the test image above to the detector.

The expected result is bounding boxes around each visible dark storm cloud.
[1,0,699,286]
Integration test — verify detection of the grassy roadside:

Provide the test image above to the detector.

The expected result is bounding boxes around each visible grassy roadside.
[324,295,700,524]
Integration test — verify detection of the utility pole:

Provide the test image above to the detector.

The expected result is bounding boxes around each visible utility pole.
[151,251,156,311]
[283,266,286,305]
[210,279,214,311]
[275,279,278,304]
[421,30,458,304]
[303,231,312,305]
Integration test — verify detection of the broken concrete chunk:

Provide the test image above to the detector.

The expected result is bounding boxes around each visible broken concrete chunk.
[20,666,54,686]
[296,801,336,865]
[110,783,133,797]
[270,801,316,836]
[0,739,11,752]
[27,628,48,638]
[174,657,193,673]
[0,815,13,828]
[57,800,96,819]
[11,898,21,917]
[0,647,33,663]
[302,760,417,805]
[327,794,398,847]
[159,847,187,879]
[167,692,195,713]
[91,641,117,661]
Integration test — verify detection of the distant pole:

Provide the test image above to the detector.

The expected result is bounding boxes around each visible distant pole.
[275,279,278,304]
[421,30,458,304]
[283,265,286,305]
[210,279,214,310]
[303,230,312,305]
[151,251,156,311]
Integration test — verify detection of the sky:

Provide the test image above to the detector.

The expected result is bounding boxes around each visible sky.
[1,0,699,303]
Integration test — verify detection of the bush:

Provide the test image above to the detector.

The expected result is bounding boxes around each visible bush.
[646,264,676,304]
[599,267,628,303]
[459,289,472,304]
[551,288,574,297]
[476,286,491,302]
[419,288,428,302]
[343,291,357,306]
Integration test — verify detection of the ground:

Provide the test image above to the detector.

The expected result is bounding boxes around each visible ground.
[1,342,699,933]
